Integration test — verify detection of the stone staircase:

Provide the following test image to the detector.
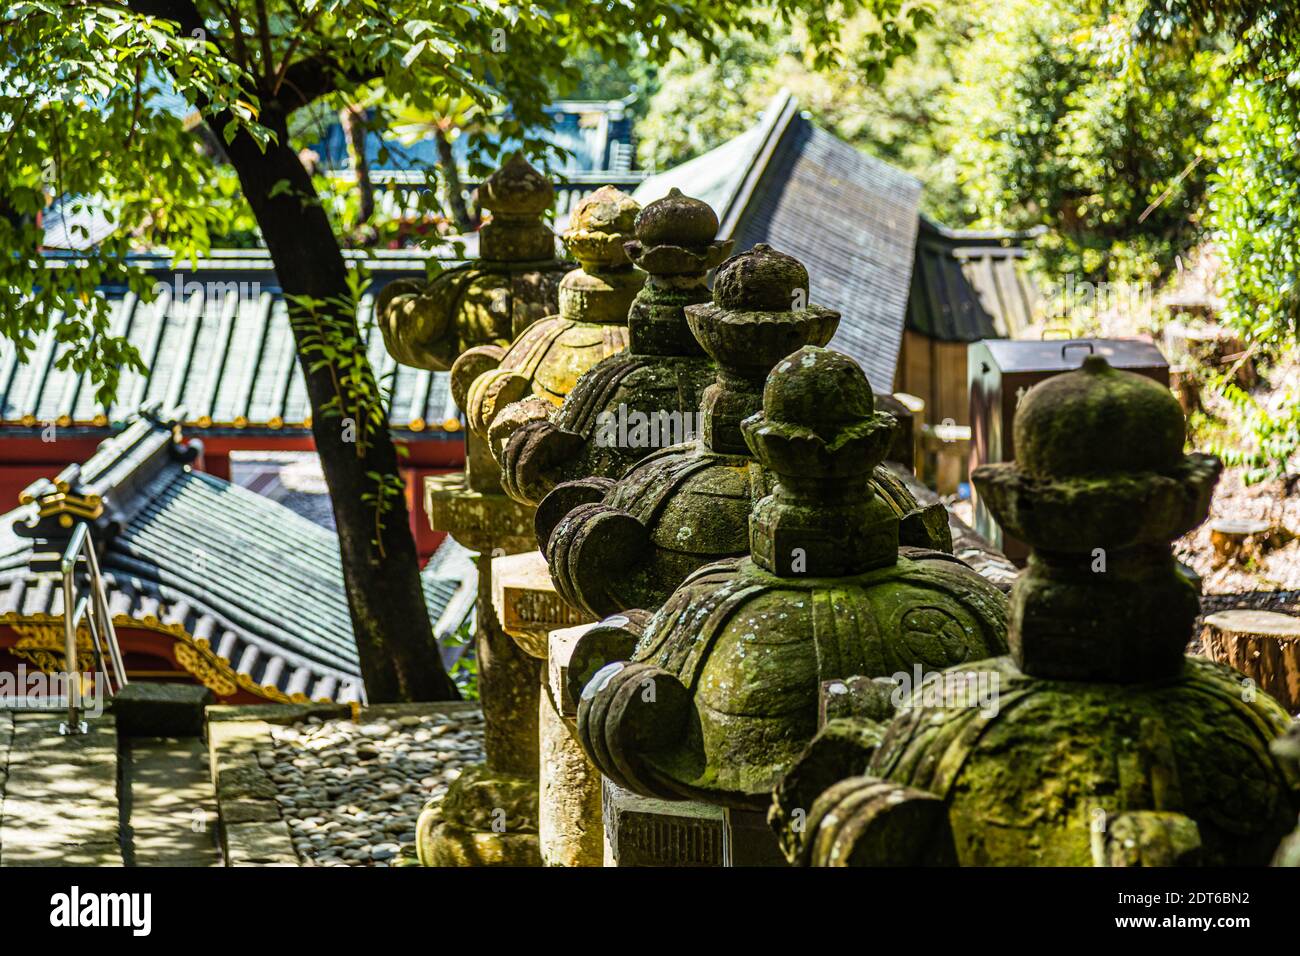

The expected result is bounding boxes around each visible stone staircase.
[0,712,123,866]
[0,699,221,868]
[0,696,482,868]
[121,736,221,867]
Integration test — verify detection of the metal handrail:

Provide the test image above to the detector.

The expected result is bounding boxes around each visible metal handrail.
[59,522,128,735]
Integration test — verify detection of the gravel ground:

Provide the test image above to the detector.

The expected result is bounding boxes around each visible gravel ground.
[264,709,485,867]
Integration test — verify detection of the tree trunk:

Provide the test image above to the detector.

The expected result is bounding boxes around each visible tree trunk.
[222,108,458,703]
[340,103,375,226]
[434,128,476,232]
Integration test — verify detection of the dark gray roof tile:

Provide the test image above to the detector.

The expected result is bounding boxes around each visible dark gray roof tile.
[2,254,459,436]
[0,407,474,702]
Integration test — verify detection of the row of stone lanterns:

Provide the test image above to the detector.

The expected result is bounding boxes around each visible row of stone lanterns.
[380,155,1298,868]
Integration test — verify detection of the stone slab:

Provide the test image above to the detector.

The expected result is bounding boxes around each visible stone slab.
[549,623,596,718]
[206,702,351,726]
[0,714,121,867]
[208,716,294,866]
[602,778,723,867]
[225,820,297,866]
[424,472,536,552]
[493,550,592,657]
[113,683,213,737]
[722,807,788,867]
[126,737,221,867]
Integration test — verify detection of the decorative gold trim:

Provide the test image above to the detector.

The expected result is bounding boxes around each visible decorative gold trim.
[0,611,328,705]
[10,623,96,672]
[0,414,448,433]
[34,489,104,522]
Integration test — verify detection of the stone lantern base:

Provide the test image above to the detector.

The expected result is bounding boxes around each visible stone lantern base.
[422,472,543,867]
[416,765,541,867]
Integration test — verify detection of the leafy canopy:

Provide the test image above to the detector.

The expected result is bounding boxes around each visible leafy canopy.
[2,0,905,405]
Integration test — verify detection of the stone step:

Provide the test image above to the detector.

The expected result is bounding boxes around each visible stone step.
[0,713,122,867]
[124,737,221,867]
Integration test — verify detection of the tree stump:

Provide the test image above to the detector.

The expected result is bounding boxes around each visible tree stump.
[1201,610,1300,713]
[1208,518,1272,566]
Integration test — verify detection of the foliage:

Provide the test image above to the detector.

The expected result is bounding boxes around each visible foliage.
[288,266,413,554]
[635,32,785,172]
[1,4,255,402]
[2,0,914,403]
[1201,370,1300,482]
[634,3,952,201]
[1206,74,1300,349]
[1132,1,1300,478]
[943,0,1221,284]
[444,617,478,700]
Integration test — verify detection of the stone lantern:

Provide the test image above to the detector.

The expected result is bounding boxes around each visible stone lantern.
[375,153,567,370]
[571,346,1008,859]
[540,244,952,623]
[458,184,643,457]
[774,356,1298,867]
[496,188,732,506]
[417,185,641,867]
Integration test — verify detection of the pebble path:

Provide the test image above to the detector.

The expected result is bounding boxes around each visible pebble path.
[264,709,485,866]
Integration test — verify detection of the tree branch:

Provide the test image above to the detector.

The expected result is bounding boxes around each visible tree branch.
[125,0,237,67]
[275,52,382,111]
[253,0,274,78]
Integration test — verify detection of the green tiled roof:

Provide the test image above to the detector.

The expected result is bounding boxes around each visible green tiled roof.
[1,251,460,437]
[907,219,1042,343]
[635,90,922,390]
[0,406,472,702]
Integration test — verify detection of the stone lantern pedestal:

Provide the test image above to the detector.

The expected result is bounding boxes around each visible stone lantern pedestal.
[490,556,596,866]
[418,185,642,867]
[418,444,541,866]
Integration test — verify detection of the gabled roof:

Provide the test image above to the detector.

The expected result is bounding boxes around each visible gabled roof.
[908,218,1042,342]
[0,406,472,703]
[634,90,923,390]
[2,251,459,437]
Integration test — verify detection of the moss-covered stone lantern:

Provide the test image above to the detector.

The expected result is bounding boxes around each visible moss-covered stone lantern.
[375,153,567,370]
[496,188,732,505]
[539,244,953,621]
[417,185,642,867]
[775,356,1299,867]
[571,345,1008,814]
[455,184,642,457]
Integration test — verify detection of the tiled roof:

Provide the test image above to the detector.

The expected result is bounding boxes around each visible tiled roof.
[635,90,923,390]
[0,407,472,703]
[908,218,1042,343]
[2,250,459,436]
